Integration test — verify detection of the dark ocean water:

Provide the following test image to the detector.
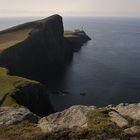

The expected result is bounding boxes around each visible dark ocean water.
[1,17,140,111]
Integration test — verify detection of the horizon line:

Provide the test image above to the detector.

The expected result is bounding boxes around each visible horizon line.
[0,15,140,18]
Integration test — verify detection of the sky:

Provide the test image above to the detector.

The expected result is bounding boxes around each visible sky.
[0,0,140,17]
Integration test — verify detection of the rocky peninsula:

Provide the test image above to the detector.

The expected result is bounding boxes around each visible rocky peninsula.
[0,15,139,139]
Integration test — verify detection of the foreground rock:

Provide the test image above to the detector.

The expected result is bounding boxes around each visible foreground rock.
[0,107,38,125]
[0,103,140,140]
[114,103,140,120]
[109,111,129,128]
[37,103,140,139]
[124,126,140,136]
[64,30,91,51]
[38,103,140,133]
[38,105,96,132]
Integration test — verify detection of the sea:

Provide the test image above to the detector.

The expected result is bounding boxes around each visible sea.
[1,16,140,111]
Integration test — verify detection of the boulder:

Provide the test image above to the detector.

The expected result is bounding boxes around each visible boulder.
[38,105,96,132]
[109,111,129,128]
[0,107,38,125]
[114,103,140,120]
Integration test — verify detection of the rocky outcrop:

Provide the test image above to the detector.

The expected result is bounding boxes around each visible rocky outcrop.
[0,103,139,139]
[0,107,38,125]
[109,111,129,128]
[113,103,140,120]
[38,103,140,131]
[124,126,140,136]
[38,105,96,132]
[64,30,91,51]
[37,103,140,139]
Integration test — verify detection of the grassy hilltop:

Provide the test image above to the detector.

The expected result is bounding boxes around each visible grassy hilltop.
[0,16,54,50]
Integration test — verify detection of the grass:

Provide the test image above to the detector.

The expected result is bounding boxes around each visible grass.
[0,29,31,50]
[87,109,129,140]
[0,122,47,140]
[0,67,38,107]
[0,15,62,50]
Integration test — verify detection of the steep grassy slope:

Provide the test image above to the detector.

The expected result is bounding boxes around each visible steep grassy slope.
[0,15,63,50]
[0,67,36,107]
[0,29,31,50]
[0,67,54,116]
[0,19,39,50]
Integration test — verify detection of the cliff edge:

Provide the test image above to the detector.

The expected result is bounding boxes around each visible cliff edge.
[0,103,139,140]
[0,67,54,116]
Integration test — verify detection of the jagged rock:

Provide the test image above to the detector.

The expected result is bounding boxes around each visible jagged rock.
[64,30,91,51]
[0,104,140,139]
[114,103,140,120]
[124,126,140,136]
[0,107,38,125]
[109,111,129,128]
[38,105,96,132]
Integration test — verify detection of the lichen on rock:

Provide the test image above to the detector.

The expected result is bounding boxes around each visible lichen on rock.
[0,107,38,125]
[0,103,140,140]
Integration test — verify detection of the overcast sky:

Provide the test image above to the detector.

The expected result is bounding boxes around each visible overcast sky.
[0,0,140,17]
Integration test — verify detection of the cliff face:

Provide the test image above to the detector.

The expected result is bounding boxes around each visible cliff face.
[0,15,90,116]
[11,83,54,116]
[0,67,54,116]
[1,84,54,117]
[64,30,91,51]
[0,15,73,79]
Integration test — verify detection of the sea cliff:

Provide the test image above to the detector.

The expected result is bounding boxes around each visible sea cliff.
[0,67,54,116]
[0,15,90,80]
[0,15,90,116]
